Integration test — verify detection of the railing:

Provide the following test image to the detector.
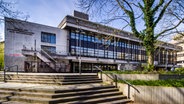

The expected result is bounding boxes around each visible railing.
[3,65,19,82]
[41,49,56,63]
[93,66,140,99]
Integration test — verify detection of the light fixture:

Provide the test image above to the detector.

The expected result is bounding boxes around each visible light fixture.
[75,30,79,33]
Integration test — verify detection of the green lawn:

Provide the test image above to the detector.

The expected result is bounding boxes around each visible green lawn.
[118,79,184,87]
[0,41,4,70]
[104,70,184,87]
[104,69,184,74]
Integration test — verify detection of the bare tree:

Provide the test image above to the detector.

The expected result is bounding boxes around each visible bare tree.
[0,0,29,21]
[78,0,184,70]
[0,0,29,42]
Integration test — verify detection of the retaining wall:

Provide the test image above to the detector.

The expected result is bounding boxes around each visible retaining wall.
[99,73,184,104]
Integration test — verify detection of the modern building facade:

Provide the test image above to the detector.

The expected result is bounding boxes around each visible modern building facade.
[4,11,182,73]
[171,35,184,67]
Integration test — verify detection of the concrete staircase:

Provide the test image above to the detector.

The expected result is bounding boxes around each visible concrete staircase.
[0,73,132,104]
[22,49,57,72]
[3,74,103,85]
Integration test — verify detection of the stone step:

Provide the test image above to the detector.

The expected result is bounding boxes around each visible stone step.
[0,91,126,104]
[0,100,30,104]
[0,73,131,104]
[0,87,119,99]
[0,95,51,104]
[62,80,103,85]
[6,79,102,85]
[15,75,98,78]
[63,95,130,104]
[54,91,125,103]
[5,74,98,78]
[7,77,100,82]
[99,99,133,104]
[5,76,99,81]
[0,85,115,93]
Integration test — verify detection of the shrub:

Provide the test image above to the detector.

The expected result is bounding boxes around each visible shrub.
[175,67,184,73]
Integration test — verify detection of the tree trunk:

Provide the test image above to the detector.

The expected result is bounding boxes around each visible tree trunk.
[147,50,154,71]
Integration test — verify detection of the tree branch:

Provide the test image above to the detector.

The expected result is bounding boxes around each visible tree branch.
[116,0,141,38]
[155,17,184,39]
[152,0,164,13]
[152,0,172,28]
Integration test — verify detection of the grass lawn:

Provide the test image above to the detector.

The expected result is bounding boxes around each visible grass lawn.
[118,79,184,87]
[104,69,184,74]
[103,70,184,87]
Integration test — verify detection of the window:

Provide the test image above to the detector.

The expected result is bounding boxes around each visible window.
[41,32,56,44]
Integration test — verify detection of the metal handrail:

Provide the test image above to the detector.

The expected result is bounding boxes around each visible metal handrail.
[93,66,140,99]
[3,65,18,82]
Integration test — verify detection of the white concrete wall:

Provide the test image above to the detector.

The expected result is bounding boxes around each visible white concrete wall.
[99,73,184,81]
[99,73,184,104]
[4,18,68,71]
[132,85,184,104]
[115,74,184,80]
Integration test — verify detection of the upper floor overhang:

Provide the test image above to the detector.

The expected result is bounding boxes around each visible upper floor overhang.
[58,15,182,52]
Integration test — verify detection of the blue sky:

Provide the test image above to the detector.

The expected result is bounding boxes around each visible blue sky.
[0,0,175,42]
[0,0,133,42]
[0,0,80,41]
[15,0,78,26]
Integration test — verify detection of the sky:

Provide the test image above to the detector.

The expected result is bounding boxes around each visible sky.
[0,0,134,42]
[0,0,80,41]
[0,0,178,42]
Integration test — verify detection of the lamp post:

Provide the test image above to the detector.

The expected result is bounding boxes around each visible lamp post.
[165,49,168,70]
[76,19,81,75]
[75,29,81,74]
[79,32,81,75]
[76,29,85,75]
[127,34,130,70]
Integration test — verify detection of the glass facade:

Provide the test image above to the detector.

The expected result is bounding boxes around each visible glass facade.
[157,49,176,65]
[69,30,177,65]
[41,32,56,44]
[69,31,147,62]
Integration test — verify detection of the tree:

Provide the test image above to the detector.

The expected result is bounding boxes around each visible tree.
[78,0,184,70]
[0,0,28,42]
[0,0,28,69]
[0,0,28,20]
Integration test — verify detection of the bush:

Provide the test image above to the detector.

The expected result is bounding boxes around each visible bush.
[175,67,184,73]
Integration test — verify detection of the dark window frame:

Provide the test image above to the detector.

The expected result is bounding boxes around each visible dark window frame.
[41,32,56,44]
